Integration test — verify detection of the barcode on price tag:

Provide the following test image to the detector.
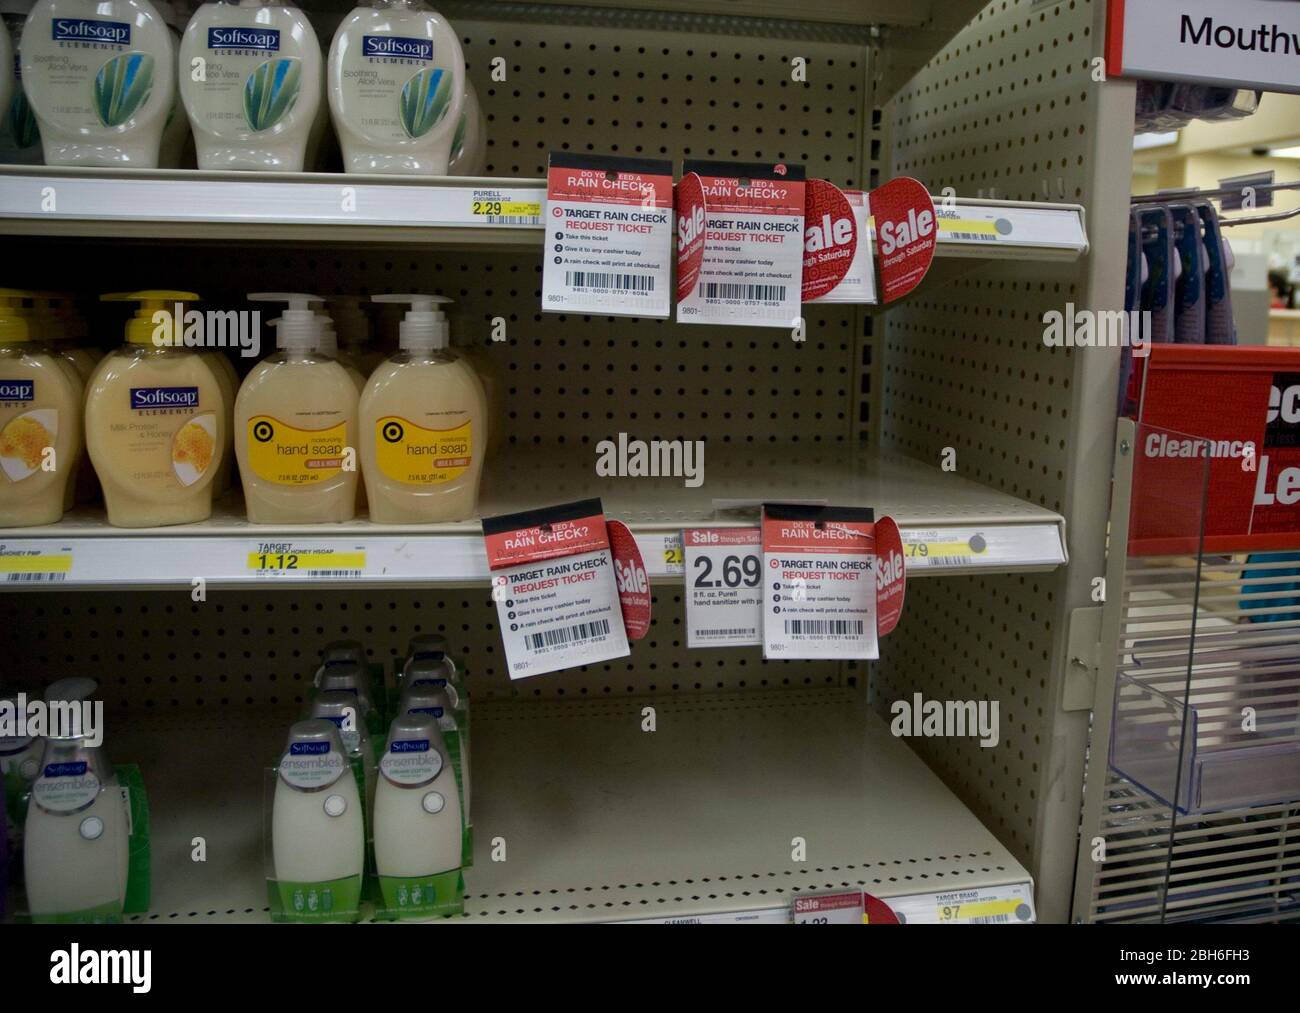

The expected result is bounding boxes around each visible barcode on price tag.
[683,527,762,648]
[0,548,72,584]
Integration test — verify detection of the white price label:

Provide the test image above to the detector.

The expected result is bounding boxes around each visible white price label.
[0,544,72,584]
[542,154,674,318]
[761,506,878,661]
[247,543,366,579]
[484,501,631,681]
[683,527,763,648]
[899,525,1066,570]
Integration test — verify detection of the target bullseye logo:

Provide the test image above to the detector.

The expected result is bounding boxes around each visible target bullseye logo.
[382,421,405,443]
[253,420,274,443]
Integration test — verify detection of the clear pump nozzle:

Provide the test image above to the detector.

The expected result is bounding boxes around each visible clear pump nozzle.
[248,293,324,351]
[371,294,452,351]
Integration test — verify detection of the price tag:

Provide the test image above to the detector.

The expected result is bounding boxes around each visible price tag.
[662,534,684,571]
[247,544,366,578]
[469,188,542,225]
[683,527,762,648]
[808,188,876,304]
[761,504,878,660]
[541,153,674,318]
[483,499,631,681]
[886,883,1035,925]
[677,159,806,328]
[0,546,72,584]
[793,889,865,924]
[934,205,1086,249]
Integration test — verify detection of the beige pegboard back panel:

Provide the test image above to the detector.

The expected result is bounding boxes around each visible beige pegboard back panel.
[0,590,845,708]
[874,0,1132,922]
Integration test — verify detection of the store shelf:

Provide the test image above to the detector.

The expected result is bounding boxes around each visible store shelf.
[0,446,1067,588]
[0,167,1088,261]
[113,689,1034,924]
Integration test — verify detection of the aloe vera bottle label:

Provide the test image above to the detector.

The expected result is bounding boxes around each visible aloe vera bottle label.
[190,25,301,133]
[25,15,161,128]
[339,31,451,142]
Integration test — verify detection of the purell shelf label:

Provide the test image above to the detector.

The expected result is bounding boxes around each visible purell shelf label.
[129,386,199,410]
[362,35,433,60]
[542,152,675,319]
[208,26,281,51]
[0,380,34,402]
[761,504,878,660]
[677,160,806,327]
[683,527,763,648]
[483,498,631,680]
[52,18,130,45]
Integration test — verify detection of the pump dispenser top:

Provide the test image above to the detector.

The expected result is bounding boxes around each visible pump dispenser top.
[248,293,324,352]
[371,294,452,351]
[103,291,201,345]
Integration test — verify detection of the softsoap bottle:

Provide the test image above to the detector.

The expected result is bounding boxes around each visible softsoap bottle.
[233,293,358,523]
[153,0,192,167]
[271,719,364,919]
[0,0,41,165]
[84,291,225,527]
[358,294,485,523]
[179,0,322,170]
[22,0,176,166]
[23,683,131,923]
[0,289,83,527]
[373,711,462,918]
[327,0,465,174]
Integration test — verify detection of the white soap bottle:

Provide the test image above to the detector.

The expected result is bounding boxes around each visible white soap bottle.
[21,0,175,166]
[271,719,364,912]
[317,659,375,724]
[23,683,130,922]
[358,294,486,523]
[308,690,375,842]
[447,75,484,175]
[373,712,461,917]
[179,0,321,170]
[327,0,464,175]
[0,1,41,165]
[233,293,358,524]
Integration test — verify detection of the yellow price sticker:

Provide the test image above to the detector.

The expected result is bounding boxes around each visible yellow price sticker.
[471,200,542,218]
[937,898,1020,922]
[937,217,1000,237]
[664,545,684,567]
[0,554,72,573]
[247,551,366,573]
[905,541,987,560]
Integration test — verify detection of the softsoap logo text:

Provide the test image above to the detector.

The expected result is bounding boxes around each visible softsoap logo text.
[51,18,130,45]
[152,305,261,357]
[890,692,1000,748]
[596,433,705,488]
[362,35,433,60]
[1042,304,1150,357]
[0,693,103,747]
[50,945,151,993]
[208,26,280,51]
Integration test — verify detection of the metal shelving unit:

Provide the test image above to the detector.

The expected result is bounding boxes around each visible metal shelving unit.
[0,0,1132,925]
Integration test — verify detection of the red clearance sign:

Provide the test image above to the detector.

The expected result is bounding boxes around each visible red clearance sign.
[1130,346,1300,555]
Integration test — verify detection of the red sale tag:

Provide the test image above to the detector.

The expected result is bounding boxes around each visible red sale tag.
[675,171,707,305]
[864,893,902,924]
[607,520,652,640]
[801,179,857,301]
[874,515,906,637]
[871,176,937,303]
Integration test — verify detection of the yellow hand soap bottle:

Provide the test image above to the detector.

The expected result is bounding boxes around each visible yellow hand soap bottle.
[0,289,82,527]
[359,294,485,524]
[84,291,226,527]
[234,293,359,523]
